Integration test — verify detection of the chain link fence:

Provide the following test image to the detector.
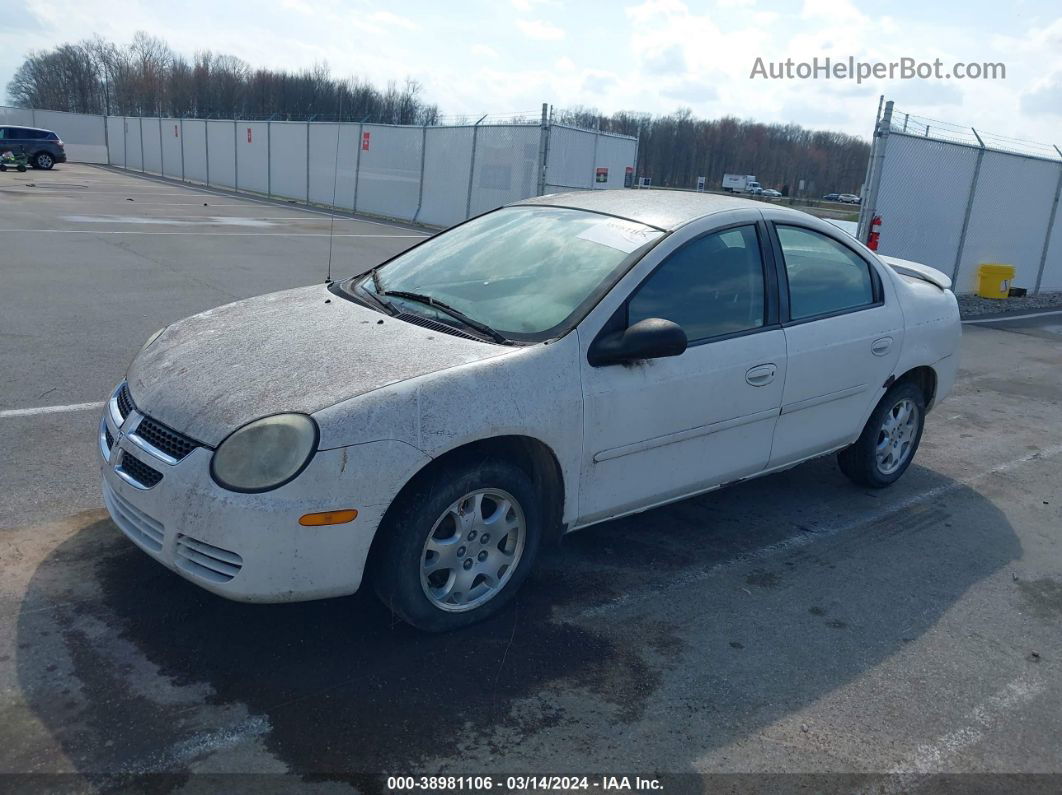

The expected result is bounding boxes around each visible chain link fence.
[3,105,637,229]
[859,101,1062,294]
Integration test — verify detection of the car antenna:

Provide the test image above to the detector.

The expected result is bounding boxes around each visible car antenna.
[325,86,347,285]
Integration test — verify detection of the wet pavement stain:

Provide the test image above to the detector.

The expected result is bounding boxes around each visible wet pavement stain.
[745,570,780,589]
[1017,577,1062,620]
[29,518,672,785]
[13,457,1028,785]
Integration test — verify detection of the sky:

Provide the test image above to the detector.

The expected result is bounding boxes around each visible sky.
[3,0,1061,143]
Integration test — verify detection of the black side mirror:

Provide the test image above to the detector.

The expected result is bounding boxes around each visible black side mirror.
[588,318,688,367]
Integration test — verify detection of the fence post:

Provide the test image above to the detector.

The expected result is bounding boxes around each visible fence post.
[179,118,185,182]
[123,118,127,169]
[267,121,272,198]
[465,114,487,220]
[103,113,110,165]
[305,121,311,206]
[591,122,601,190]
[632,123,640,189]
[951,127,986,284]
[413,123,428,223]
[857,100,892,242]
[139,116,145,173]
[234,120,239,192]
[205,119,211,187]
[1034,145,1062,294]
[158,114,165,176]
[536,102,549,196]
[353,123,364,212]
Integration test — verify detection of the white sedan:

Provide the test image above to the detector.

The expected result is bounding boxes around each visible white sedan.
[99,191,960,631]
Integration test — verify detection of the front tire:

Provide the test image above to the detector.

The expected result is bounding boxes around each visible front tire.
[33,152,54,170]
[838,382,925,488]
[373,459,541,632]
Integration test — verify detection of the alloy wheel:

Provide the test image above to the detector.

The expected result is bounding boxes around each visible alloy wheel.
[420,488,526,612]
[875,398,919,475]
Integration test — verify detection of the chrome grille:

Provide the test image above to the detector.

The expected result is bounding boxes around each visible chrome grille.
[117,452,163,489]
[175,534,243,583]
[104,480,165,552]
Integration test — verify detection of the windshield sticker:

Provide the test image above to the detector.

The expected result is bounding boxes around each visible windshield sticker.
[576,221,658,253]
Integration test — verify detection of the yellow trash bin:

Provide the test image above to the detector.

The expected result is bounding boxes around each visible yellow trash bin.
[977,264,1016,299]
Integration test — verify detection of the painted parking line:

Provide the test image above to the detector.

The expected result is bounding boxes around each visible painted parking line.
[963,309,1062,324]
[0,229,426,238]
[0,402,104,419]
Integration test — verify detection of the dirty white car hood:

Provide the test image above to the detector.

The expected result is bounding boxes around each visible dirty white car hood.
[127,284,509,446]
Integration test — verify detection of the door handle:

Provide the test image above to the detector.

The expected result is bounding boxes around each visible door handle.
[745,363,777,387]
[872,337,894,356]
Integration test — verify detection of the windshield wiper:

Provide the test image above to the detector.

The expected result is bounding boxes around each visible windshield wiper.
[344,269,395,315]
[380,290,508,344]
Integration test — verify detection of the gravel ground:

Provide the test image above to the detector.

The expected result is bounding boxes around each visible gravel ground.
[958,291,1062,318]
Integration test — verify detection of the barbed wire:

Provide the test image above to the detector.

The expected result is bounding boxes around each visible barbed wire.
[889,107,1061,160]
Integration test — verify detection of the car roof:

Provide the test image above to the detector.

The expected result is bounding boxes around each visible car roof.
[2,126,53,133]
[514,189,808,231]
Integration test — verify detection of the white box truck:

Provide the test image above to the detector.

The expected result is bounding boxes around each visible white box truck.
[722,174,761,193]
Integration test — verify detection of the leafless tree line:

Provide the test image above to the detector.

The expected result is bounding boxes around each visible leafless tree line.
[8,34,869,193]
[6,33,439,124]
[558,107,870,196]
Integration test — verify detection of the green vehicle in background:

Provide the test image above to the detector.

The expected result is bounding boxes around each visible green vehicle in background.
[0,148,29,172]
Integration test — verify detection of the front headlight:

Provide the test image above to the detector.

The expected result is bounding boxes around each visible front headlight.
[210,413,319,493]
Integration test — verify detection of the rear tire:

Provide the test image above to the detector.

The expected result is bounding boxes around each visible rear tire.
[372,459,542,632]
[838,382,925,488]
[33,152,54,170]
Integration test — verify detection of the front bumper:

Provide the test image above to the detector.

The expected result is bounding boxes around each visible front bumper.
[99,387,430,602]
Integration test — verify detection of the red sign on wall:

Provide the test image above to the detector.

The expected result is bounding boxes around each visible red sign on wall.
[362,131,371,151]
[247,127,253,143]
[595,167,609,183]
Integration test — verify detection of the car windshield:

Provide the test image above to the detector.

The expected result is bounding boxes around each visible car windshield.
[355,206,664,340]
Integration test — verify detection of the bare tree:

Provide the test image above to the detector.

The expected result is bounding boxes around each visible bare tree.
[6,33,440,125]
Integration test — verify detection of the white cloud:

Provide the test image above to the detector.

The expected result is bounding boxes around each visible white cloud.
[4,0,1062,147]
[369,10,417,30]
[582,71,620,94]
[516,18,565,41]
[279,0,313,14]
[642,44,686,76]
[511,0,558,9]
[1021,76,1062,116]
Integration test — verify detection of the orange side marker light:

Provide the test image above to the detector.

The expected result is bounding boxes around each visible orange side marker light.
[299,509,358,526]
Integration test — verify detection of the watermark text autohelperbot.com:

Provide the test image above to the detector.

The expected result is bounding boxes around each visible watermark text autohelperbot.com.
[750,57,1005,82]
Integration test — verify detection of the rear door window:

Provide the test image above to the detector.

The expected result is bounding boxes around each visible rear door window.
[776,225,875,321]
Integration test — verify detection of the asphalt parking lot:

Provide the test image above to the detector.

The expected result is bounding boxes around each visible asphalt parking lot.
[2,164,1061,790]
